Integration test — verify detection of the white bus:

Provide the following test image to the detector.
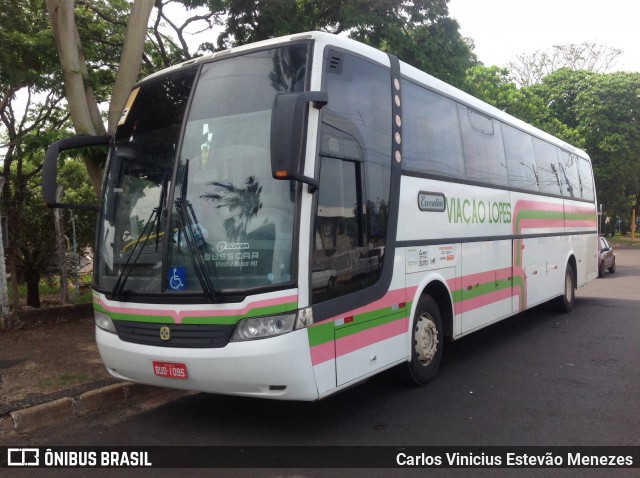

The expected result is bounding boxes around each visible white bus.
[44,32,598,400]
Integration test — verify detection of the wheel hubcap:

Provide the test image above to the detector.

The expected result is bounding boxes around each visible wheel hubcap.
[414,313,438,366]
[565,273,573,301]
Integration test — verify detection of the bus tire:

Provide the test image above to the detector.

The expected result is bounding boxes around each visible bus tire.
[406,295,443,385]
[556,263,576,313]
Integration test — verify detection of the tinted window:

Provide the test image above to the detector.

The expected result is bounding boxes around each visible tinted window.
[402,82,464,179]
[577,157,595,201]
[502,123,539,192]
[558,150,580,198]
[314,53,391,304]
[533,138,562,195]
[321,51,391,168]
[458,105,508,186]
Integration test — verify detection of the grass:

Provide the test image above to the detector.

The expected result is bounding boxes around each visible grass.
[10,274,94,305]
[606,233,640,247]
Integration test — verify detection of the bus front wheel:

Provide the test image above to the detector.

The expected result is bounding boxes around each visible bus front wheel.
[407,295,443,385]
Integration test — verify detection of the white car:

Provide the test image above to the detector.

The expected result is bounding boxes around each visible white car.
[311,263,337,290]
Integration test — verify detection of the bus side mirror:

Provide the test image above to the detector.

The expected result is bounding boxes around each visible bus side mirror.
[43,135,110,210]
[270,91,327,193]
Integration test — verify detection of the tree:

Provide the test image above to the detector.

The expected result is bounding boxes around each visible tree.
[1,0,70,316]
[217,0,476,87]
[526,69,640,218]
[45,0,155,193]
[571,72,640,218]
[462,64,640,221]
[1,89,70,310]
[508,42,623,87]
[43,0,476,197]
[149,0,225,67]
[527,68,595,130]
[462,65,577,143]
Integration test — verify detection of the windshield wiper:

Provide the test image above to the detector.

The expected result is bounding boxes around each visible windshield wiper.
[111,173,169,299]
[174,159,220,303]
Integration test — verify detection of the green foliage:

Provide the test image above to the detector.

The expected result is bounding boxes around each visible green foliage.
[528,68,595,130]
[525,69,640,217]
[462,65,578,143]
[572,72,640,216]
[58,158,99,250]
[72,0,139,97]
[0,0,60,91]
[214,0,476,87]
[465,64,640,220]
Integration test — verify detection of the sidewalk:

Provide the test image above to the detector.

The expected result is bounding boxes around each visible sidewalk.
[0,317,190,435]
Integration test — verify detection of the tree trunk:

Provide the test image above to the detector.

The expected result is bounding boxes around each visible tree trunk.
[47,0,155,196]
[25,268,41,308]
[108,0,155,133]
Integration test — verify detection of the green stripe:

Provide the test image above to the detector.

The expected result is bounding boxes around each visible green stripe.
[454,279,512,302]
[308,302,411,347]
[565,211,596,222]
[308,321,334,347]
[515,209,564,234]
[335,310,408,339]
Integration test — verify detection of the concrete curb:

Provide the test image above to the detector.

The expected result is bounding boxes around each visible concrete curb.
[5,382,193,434]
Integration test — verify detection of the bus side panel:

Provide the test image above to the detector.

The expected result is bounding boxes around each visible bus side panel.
[520,236,565,307]
[564,198,599,286]
[512,193,571,308]
[309,249,409,396]
[460,239,513,333]
[397,178,513,243]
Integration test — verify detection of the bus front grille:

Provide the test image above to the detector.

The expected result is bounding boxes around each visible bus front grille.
[113,320,235,348]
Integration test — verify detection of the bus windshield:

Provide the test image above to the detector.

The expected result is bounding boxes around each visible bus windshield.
[95,44,309,297]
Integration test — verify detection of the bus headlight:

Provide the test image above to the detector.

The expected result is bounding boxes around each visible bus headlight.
[231,312,297,341]
[94,310,117,334]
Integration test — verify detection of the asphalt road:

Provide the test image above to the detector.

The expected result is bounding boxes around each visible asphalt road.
[7,248,640,477]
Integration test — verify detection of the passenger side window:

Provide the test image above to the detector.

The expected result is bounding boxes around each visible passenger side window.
[458,105,508,186]
[502,123,539,192]
[558,150,580,198]
[577,157,595,201]
[402,81,465,179]
[313,52,391,304]
[533,138,562,195]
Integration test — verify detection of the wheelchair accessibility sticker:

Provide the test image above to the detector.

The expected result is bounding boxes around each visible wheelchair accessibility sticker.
[168,267,186,290]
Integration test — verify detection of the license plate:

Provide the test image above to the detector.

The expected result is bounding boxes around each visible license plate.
[153,361,188,380]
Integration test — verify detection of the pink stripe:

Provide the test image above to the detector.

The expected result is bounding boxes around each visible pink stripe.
[455,288,515,315]
[343,288,407,318]
[335,317,408,358]
[310,341,336,365]
[565,219,597,228]
[514,200,564,218]
[95,294,298,324]
[565,205,596,214]
[518,218,564,230]
[451,267,512,290]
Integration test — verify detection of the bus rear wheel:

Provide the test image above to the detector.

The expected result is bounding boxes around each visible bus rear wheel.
[407,295,443,385]
[556,264,576,313]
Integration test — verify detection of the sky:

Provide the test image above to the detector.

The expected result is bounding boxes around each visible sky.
[447,0,640,72]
